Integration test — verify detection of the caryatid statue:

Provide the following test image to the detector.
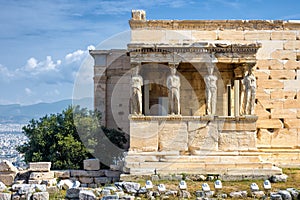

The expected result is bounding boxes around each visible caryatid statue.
[167,67,180,115]
[204,64,218,115]
[130,65,143,115]
[241,65,256,115]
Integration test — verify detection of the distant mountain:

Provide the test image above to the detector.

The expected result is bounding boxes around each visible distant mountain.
[0,98,93,124]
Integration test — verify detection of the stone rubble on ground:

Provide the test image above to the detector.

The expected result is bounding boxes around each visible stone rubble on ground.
[229,190,248,198]
[0,160,299,199]
[0,181,6,192]
[270,174,288,183]
[277,190,292,200]
[0,160,19,186]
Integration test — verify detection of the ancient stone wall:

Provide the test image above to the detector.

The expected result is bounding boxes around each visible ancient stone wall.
[91,50,131,134]
[92,14,300,167]
[129,20,300,152]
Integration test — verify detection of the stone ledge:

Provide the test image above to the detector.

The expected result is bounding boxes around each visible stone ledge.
[129,115,258,122]
[130,19,300,30]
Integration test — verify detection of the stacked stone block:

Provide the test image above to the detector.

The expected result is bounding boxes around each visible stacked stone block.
[27,162,57,186]
[127,17,300,167]
[61,159,121,188]
[0,160,18,186]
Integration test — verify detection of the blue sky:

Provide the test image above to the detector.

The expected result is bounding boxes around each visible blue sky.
[0,0,300,105]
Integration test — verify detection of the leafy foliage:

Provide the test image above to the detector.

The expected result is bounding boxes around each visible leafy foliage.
[17,106,127,169]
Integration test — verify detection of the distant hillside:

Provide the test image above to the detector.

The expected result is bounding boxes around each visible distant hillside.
[0,98,93,124]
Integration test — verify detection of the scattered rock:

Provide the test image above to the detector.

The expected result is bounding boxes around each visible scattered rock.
[157,184,166,193]
[204,191,214,198]
[101,195,118,200]
[101,189,111,196]
[165,190,177,197]
[66,188,80,199]
[0,173,16,186]
[0,181,6,192]
[121,182,140,194]
[286,188,299,199]
[79,190,96,200]
[0,160,18,173]
[195,190,205,198]
[252,191,265,198]
[270,174,288,183]
[122,195,135,200]
[11,193,20,200]
[137,187,147,194]
[152,191,160,197]
[278,190,292,200]
[17,184,34,195]
[32,192,49,200]
[180,190,191,198]
[0,193,11,200]
[270,193,283,200]
[229,191,248,198]
[57,179,80,190]
[103,186,117,193]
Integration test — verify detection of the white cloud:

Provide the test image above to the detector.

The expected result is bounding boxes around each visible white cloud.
[88,45,95,51]
[25,88,33,96]
[23,56,61,75]
[65,50,85,63]
[25,57,38,70]
[0,45,94,87]
[0,64,13,81]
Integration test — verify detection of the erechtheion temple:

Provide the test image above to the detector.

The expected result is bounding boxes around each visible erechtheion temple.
[90,10,300,178]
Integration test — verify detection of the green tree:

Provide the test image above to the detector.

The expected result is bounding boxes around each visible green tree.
[17,106,127,170]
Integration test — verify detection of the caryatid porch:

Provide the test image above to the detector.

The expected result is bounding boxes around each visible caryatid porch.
[124,42,282,178]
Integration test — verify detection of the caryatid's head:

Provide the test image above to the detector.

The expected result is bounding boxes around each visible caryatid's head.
[207,64,214,75]
[170,67,176,75]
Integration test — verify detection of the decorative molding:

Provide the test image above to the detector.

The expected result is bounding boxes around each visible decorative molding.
[129,115,258,122]
[130,19,300,30]
[128,43,261,55]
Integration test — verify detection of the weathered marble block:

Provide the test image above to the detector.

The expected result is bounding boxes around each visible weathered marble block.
[83,159,100,171]
[29,162,51,172]
[29,172,54,180]
[129,119,158,152]
[188,121,218,153]
[0,160,18,173]
[158,121,188,152]
[0,173,15,186]
[218,131,257,151]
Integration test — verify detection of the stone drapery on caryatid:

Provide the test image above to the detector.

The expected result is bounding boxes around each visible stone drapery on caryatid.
[240,65,256,115]
[130,65,143,115]
[204,64,217,115]
[167,67,181,115]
